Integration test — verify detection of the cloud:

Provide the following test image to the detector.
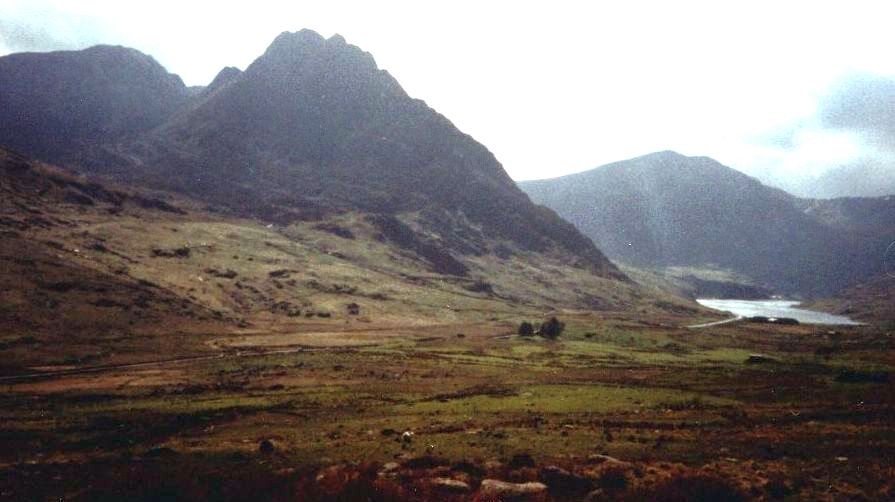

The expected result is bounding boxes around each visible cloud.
[0,7,112,56]
[739,72,895,198]
[0,20,69,53]
[819,72,895,145]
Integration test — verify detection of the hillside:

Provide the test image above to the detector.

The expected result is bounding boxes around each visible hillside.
[811,274,895,325]
[520,151,869,297]
[3,146,891,502]
[0,147,689,373]
[0,30,623,280]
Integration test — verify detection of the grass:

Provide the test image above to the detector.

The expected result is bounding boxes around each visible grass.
[1,191,892,499]
[396,383,737,415]
[2,315,893,500]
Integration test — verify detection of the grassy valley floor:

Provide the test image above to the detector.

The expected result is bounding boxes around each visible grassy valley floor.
[1,313,893,501]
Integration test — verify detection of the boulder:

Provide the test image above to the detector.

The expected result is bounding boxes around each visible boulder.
[479,479,548,499]
[378,461,400,477]
[429,477,471,493]
[745,354,777,364]
[586,454,628,466]
[539,465,593,496]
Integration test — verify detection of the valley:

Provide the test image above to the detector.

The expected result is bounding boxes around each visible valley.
[0,148,892,500]
[2,306,893,501]
[0,25,892,502]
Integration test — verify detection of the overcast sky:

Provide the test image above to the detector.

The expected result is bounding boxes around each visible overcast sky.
[2,1,894,196]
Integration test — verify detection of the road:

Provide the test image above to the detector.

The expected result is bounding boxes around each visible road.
[686,316,742,329]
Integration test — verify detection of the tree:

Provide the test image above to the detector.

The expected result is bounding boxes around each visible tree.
[539,317,565,339]
[518,321,534,336]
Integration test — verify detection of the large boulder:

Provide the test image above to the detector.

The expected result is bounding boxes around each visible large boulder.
[479,479,548,499]
[428,477,471,494]
[539,465,594,496]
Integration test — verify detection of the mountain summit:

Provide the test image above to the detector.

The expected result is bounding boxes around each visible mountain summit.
[0,31,623,279]
[520,151,871,296]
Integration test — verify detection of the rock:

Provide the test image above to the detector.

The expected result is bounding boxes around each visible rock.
[479,479,548,498]
[381,461,400,472]
[586,454,628,465]
[539,465,593,496]
[745,354,777,364]
[429,477,471,493]
[484,459,504,471]
[151,246,190,258]
[258,439,276,454]
[204,267,237,279]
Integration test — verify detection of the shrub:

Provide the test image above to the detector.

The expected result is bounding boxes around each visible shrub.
[518,321,534,336]
[539,317,565,339]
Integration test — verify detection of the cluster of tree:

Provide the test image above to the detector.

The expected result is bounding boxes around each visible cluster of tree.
[517,317,565,339]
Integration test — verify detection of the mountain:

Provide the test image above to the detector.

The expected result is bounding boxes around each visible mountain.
[0,146,691,372]
[520,151,879,297]
[0,45,190,165]
[0,31,622,280]
[797,194,895,235]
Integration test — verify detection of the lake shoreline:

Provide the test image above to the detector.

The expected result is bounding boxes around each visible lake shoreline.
[696,298,861,326]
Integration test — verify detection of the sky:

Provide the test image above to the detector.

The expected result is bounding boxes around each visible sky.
[2,0,894,196]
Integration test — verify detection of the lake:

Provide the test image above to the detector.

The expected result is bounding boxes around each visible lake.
[696,299,861,326]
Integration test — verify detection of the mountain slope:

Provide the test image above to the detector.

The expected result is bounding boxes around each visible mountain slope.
[6,31,621,279]
[810,274,895,324]
[0,147,693,372]
[520,151,869,296]
[0,45,190,165]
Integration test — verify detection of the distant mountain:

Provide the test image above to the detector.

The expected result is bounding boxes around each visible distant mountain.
[0,45,190,165]
[520,151,882,297]
[797,195,895,235]
[0,31,623,280]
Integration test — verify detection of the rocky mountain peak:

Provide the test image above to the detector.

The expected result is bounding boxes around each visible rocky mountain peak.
[205,66,243,93]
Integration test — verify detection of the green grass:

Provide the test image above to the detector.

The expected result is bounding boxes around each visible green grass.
[395,383,737,416]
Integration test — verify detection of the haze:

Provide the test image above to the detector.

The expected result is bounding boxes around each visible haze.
[2,0,894,197]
